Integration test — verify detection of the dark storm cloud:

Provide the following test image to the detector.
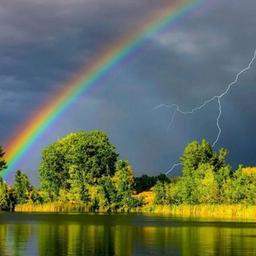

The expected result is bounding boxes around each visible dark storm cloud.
[0,0,160,92]
[0,0,256,183]
[0,0,161,145]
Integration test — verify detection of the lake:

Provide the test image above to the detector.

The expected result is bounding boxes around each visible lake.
[1,213,256,255]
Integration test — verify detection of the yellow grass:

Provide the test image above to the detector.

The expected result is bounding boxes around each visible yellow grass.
[16,203,256,220]
[134,191,154,205]
[15,202,89,213]
[141,204,256,220]
[134,191,256,220]
[242,167,256,175]
[15,190,256,220]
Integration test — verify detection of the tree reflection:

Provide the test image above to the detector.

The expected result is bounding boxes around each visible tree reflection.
[1,216,256,256]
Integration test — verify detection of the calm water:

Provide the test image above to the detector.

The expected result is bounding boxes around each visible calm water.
[1,213,256,255]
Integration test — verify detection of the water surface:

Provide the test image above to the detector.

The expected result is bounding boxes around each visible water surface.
[1,213,256,255]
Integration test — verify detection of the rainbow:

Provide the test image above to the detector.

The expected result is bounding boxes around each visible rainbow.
[2,0,202,179]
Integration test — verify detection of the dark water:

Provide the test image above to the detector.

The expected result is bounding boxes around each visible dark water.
[1,213,256,256]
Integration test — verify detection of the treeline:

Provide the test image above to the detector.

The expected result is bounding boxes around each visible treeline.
[0,131,169,212]
[0,131,256,213]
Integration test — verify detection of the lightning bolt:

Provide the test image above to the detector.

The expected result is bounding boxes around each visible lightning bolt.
[154,49,256,175]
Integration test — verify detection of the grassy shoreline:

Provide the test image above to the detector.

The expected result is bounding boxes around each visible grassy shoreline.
[143,204,256,219]
[14,203,256,220]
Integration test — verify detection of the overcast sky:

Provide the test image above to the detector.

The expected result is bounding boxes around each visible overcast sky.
[0,0,256,184]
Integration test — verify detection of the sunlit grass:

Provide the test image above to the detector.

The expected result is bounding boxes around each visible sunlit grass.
[242,167,256,175]
[15,190,256,220]
[15,202,90,213]
[142,204,256,219]
[134,191,154,205]
[16,202,256,219]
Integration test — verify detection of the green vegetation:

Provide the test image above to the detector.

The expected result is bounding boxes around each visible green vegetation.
[134,173,170,193]
[152,140,256,206]
[0,146,13,211]
[0,179,10,211]
[12,131,141,212]
[39,131,118,201]
[1,130,256,217]
[0,145,7,171]
[14,170,32,204]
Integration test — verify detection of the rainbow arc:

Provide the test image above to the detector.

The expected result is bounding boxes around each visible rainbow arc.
[2,0,201,179]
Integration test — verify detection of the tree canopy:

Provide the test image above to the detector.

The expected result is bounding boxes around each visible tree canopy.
[39,130,118,200]
[135,174,170,193]
[180,139,228,176]
[0,145,7,173]
[14,170,32,204]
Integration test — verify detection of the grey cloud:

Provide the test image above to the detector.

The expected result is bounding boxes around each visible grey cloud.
[154,30,229,56]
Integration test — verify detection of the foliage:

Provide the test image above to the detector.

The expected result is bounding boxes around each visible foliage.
[112,160,137,211]
[134,174,170,193]
[152,181,168,205]
[160,140,230,205]
[98,176,117,211]
[39,143,65,201]
[192,164,219,204]
[67,165,89,203]
[151,140,256,207]
[39,130,118,200]
[85,160,141,212]
[0,179,10,210]
[222,168,256,204]
[3,135,256,213]
[0,145,7,173]
[29,188,43,204]
[14,170,32,204]
[180,139,228,176]
[167,178,184,205]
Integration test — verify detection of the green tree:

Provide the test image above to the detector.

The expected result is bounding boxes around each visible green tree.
[0,179,9,210]
[30,188,43,204]
[14,170,32,204]
[167,179,183,205]
[178,175,197,204]
[192,163,219,204]
[216,165,232,202]
[222,167,256,204]
[180,139,228,176]
[134,174,170,193]
[39,143,66,201]
[8,187,16,211]
[135,175,157,193]
[152,181,168,205]
[0,145,7,173]
[98,176,117,211]
[112,160,135,211]
[39,130,118,200]
[162,140,230,204]
[67,165,89,203]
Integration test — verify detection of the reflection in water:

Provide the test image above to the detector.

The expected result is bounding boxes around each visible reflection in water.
[0,223,33,256]
[0,213,256,255]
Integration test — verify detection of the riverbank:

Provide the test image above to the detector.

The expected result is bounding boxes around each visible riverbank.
[14,203,256,220]
[143,204,256,219]
[15,202,90,213]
